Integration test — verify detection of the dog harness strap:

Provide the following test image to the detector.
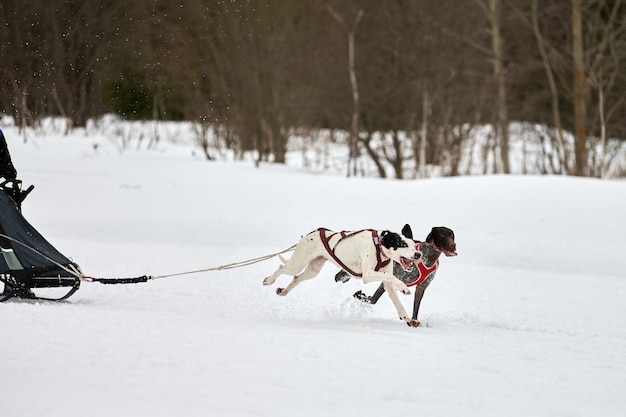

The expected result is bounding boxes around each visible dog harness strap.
[407,242,439,287]
[318,228,389,277]
[371,230,390,271]
[318,228,362,277]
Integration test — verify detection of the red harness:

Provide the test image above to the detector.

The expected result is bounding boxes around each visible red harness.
[406,242,439,287]
[317,228,390,278]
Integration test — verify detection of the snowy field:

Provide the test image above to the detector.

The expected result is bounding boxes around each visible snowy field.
[1,123,626,417]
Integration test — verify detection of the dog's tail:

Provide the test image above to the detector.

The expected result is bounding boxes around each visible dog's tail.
[278,254,289,264]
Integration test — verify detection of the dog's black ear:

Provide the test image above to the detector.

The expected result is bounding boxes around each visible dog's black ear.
[401,224,413,240]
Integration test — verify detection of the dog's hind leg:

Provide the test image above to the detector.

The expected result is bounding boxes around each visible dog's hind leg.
[263,253,315,286]
[263,253,309,286]
[263,264,285,286]
[276,256,326,296]
[263,235,320,286]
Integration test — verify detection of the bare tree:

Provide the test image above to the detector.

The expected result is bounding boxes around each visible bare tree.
[584,0,626,177]
[529,0,572,174]
[44,1,120,128]
[485,0,511,173]
[441,0,511,174]
[326,4,364,178]
[572,0,590,176]
[0,0,47,128]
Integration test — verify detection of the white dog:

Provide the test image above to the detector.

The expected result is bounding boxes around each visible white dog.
[263,225,420,327]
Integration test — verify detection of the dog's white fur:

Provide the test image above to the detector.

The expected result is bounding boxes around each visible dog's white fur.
[263,228,420,327]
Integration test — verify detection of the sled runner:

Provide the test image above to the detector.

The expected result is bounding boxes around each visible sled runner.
[0,180,82,301]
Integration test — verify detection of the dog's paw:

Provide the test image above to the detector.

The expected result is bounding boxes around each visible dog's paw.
[335,270,351,283]
[403,318,420,328]
[263,276,273,286]
[390,277,410,294]
[276,288,286,296]
[353,290,372,303]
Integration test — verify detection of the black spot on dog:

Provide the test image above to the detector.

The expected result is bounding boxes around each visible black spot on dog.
[381,231,409,250]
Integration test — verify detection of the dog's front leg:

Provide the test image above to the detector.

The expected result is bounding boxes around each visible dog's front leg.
[382,281,419,328]
[362,269,418,327]
[412,285,427,324]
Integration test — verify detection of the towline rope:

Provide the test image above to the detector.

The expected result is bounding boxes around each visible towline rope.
[148,244,297,280]
[1,231,296,284]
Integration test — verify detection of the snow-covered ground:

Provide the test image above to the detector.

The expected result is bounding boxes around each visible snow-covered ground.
[2,124,626,417]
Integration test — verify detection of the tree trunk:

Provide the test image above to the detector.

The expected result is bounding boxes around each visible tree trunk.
[418,90,430,178]
[597,73,606,178]
[531,0,571,174]
[347,21,361,177]
[326,5,364,178]
[489,0,510,174]
[572,0,589,176]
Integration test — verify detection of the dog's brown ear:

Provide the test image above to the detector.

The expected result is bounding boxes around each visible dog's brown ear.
[402,224,413,240]
[425,227,435,242]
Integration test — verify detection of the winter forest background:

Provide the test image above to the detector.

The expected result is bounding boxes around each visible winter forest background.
[2,0,626,178]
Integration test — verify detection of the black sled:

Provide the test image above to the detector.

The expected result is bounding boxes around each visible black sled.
[0,180,81,302]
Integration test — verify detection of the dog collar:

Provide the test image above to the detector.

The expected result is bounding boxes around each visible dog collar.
[429,242,442,253]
